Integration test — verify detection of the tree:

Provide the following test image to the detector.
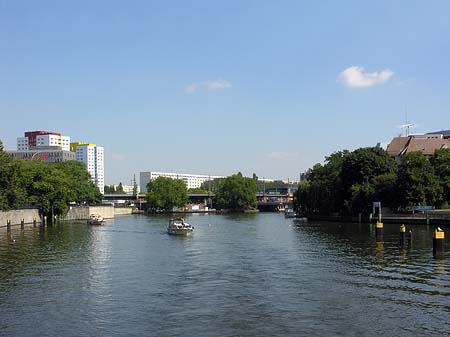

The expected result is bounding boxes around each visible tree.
[104,185,116,193]
[189,187,208,194]
[215,173,257,211]
[116,182,124,193]
[431,148,450,205]
[340,147,397,213]
[300,151,349,214]
[146,176,188,211]
[0,140,26,210]
[396,152,442,207]
[18,159,102,217]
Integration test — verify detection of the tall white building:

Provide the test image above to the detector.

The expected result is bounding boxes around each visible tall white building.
[140,171,224,193]
[72,142,105,194]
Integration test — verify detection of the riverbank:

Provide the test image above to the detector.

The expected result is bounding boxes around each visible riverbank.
[0,206,134,231]
[307,211,450,226]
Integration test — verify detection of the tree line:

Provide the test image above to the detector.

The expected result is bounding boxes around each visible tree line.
[146,172,257,212]
[0,140,102,217]
[294,146,450,215]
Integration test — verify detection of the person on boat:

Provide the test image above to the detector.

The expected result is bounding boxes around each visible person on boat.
[181,217,185,225]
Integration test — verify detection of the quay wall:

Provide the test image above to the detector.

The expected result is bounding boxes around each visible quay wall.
[64,206,115,220]
[114,207,133,216]
[307,213,450,226]
[0,209,41,230]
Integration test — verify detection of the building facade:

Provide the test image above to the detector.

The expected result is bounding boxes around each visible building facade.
[140,171,224,193]
[17,131,70,151]
[71,142,105,194]
[8,149,76,163]
[386,133,450,162]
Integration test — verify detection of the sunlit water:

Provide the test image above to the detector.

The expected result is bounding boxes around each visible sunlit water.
[0,214,449,336]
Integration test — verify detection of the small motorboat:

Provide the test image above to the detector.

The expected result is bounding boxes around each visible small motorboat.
[284,209,297,218]
[167,218,194,236]
[88,214,104,225]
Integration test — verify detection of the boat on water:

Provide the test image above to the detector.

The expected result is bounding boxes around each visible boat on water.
[167,218,194,236]
[284,209,297,218]
[87,214,104,225]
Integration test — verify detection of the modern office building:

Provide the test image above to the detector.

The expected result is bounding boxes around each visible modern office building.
[71,142,105,194]
[10,130,74,163]
[17,131,70,151]
[140,171,224,193]
[8,149,76,163]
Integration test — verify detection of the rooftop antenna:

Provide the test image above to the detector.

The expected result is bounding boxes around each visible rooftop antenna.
[398,105,416,136]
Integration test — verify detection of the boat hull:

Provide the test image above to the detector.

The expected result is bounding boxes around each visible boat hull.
[167,228,193,236]
[88,220,104,225]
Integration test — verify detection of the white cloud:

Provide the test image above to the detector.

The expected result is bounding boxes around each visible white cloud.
[185,79,232,93]
[339,66,394,88]
[204,80,232,90]
[266,152,299,160]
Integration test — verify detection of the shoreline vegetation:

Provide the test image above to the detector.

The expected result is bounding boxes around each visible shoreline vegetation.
[0,140,102,222]
[294,147,450,219]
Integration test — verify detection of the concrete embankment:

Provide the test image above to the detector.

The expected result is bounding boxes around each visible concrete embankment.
[1,206,133,231]
[307,212,450,226]
[64,206,133,220]
[0,209,41,230]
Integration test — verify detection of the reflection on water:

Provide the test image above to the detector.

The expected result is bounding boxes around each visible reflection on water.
[0,214,449,336]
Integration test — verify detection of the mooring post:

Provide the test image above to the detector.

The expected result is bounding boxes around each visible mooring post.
[376,221,384,237]
[6,219,11,232]
[407,230,413,247]
[21,218,25,229]
[433,228,445,257]
[33,216,37,227]
[43,216,47,226]
[399,224,406,246]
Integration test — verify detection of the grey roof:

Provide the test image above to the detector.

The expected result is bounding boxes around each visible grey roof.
[426,130,450,136]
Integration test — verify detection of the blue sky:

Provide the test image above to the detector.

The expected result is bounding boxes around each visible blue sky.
[1,1,450,184]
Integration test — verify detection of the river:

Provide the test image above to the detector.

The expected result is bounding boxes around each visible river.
[0,213,449,336]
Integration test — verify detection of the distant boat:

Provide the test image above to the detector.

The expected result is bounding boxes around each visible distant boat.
[88,214,104,225]
[284,209,297,218]
[167,218,194,236]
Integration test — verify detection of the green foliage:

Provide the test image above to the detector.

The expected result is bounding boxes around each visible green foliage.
[215,173,257,211]
[0,139,102,215]
[0,141,27,210]
[295,147,399,215]
[104,185,116,193]
[146,176,188,211]
[431,148,450,204]
[116,182,124,193]
[200,178,224,193]
[17,160,102,216]
[396,152,442,207]
[340,147,397,213]
[189,187,208,194]
[299,151,348,214]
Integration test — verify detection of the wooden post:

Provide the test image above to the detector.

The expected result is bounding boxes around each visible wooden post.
[6,219,11,232]
[433,228,445,257]
[21,218,25,229]
[33,216,37,227]
[399,224,406,246]
[376,221,384,237]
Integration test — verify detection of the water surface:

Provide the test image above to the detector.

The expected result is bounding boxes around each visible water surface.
[0,214,449,336]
